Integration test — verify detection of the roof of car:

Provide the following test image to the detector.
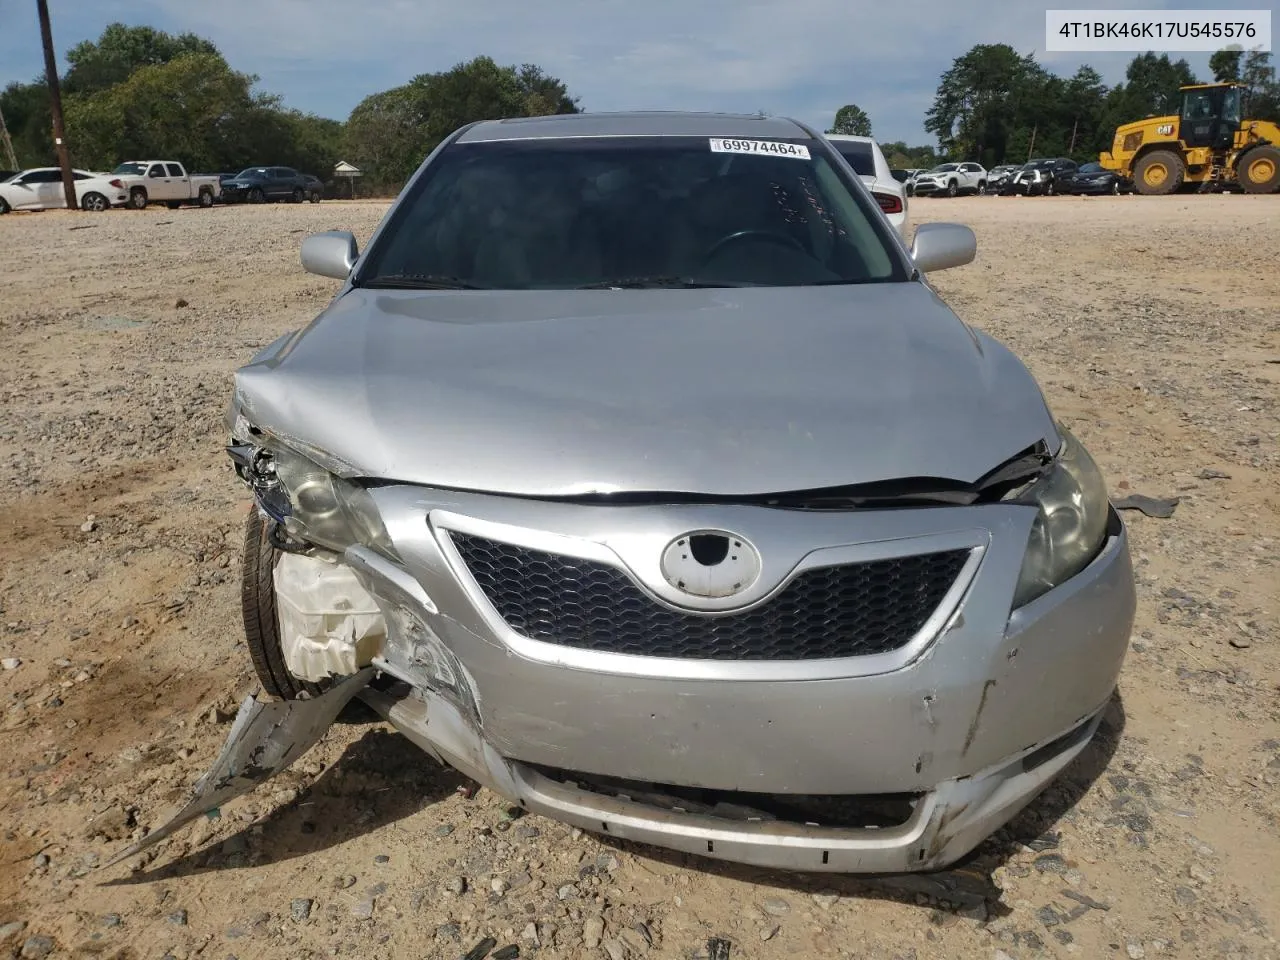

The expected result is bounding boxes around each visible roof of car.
[823,134,875,144]
[456,111,814,143]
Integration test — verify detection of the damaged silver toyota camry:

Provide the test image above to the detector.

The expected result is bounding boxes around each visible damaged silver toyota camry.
[111,112,1136,875]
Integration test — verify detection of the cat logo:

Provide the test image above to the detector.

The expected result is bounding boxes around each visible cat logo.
[1156,123,1175,136]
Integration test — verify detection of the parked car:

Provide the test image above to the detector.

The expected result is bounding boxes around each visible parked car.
[913,161,988,197]
[113,111,1136,880]
[901,168,925,196]
[220,166,322,204]
[1000,158,1078,196]
[986,164,1020,193]
[0,167,129,213]
[824,134,908,237]
[1063,161,1132,195]
[110,160,221,209]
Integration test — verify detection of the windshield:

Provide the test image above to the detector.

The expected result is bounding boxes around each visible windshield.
[928,164,959,173]
[113,163,146,176]
[1078,162,1103,173]
[237,168,268,178]
[356,135,905,291]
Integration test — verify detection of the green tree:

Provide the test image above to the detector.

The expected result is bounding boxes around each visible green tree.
[1209,47,1243,82]
[344,55,580,192]
[926,44,1048,162]
[0,81,52,167]
[1241,48,1280,120]
[63,23,221,95]
[64,52,282,172]
[827,104,871,137]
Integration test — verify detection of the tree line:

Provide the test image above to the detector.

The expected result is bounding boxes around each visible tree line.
[5,24,1278,190]
[829,43,1280,168]
[0,23,577,193]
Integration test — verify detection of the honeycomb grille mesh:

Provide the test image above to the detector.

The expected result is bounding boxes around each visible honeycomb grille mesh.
[449,532,970,661]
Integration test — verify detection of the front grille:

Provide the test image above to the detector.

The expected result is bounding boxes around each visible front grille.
[449,532,970,661]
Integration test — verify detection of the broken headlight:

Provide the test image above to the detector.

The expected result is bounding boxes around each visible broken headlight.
[1009,426,1110,609]
[230,439,400,561]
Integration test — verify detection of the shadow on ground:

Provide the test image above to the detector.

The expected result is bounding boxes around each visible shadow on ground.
[102,727,466,885]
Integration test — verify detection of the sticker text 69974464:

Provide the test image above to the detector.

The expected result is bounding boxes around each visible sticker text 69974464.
[708,138,811,159]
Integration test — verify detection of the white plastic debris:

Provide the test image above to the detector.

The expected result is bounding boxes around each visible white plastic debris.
[274,552,386,681]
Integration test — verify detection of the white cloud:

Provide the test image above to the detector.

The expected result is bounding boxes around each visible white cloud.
[3,0,1217,144]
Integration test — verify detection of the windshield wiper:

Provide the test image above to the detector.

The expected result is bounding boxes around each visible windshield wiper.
[361,274,487,290]
[576,276,732,289]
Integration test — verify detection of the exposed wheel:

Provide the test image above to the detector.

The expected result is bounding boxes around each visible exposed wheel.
[128,187,148,210]
[1237,145,1280,194]
[291,187,304,203]
[199,188,214,208]
[241,509,331,701]
[247,187,265,203]
[977,181,987,196]
[166,201,182,210]
[1133,150,1185,195]
[80,192,109,212]
[946,179,958,198]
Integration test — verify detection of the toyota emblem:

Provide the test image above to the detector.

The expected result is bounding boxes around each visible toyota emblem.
[660,530,761,598]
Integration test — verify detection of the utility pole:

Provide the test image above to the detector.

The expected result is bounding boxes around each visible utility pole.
[36,0,77,211]
[0,102,19,171]
[1027,125,1037,161]
[1068,117,1079,155]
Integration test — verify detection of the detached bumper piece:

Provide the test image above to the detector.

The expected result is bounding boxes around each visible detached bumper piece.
[102,667,375,868]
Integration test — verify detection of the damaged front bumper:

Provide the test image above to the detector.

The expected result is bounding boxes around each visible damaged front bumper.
[110,489,1134,875]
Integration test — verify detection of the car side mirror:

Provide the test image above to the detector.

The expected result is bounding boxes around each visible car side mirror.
[301,230,359,280]
[910,222,976,273]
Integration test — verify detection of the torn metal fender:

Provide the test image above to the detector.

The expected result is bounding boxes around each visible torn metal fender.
[102,666,376,869]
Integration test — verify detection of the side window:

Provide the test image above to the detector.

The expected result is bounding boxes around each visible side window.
[280,168,297,179]
[148,164,165,178]
[32,170,60,182]
[166,164,184,178]
[74,172,90,180]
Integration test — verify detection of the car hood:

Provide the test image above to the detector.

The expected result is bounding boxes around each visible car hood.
[231,284,1059,497]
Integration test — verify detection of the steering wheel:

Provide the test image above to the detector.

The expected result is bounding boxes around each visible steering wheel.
[700,229,805,266]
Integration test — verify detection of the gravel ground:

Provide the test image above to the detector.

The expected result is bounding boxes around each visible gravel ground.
[1,194,1277,960]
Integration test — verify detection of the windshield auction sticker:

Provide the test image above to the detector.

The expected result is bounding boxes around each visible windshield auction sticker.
[709,138,811,159]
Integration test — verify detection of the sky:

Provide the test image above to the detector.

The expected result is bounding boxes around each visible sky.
[1,0,1225,146]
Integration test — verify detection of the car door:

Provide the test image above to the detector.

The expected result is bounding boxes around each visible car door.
[1054,160,1077,191]
[30,169,65,208]
[963,163,983,190]
[277,168,300,198]
[165,163,189,199]
[145,163,176,201]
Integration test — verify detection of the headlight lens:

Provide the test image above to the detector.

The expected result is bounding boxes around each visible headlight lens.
[263,444,401,560]
[1010,426,1111,609]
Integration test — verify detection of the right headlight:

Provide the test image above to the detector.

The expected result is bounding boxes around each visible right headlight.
[1009,426,1111,609]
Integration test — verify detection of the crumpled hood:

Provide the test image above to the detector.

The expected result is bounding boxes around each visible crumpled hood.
[231,283,1059,497]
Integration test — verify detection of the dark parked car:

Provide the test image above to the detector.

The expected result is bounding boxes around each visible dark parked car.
[220,166,322,204]
[999,158,1078,196]
[986,164,1020,193]
[1063,161,1132,195]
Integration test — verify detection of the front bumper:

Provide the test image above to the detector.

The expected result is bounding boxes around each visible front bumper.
[318,488,1135,872]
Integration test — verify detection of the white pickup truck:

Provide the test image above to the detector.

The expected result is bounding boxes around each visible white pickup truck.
[110,161,221,210]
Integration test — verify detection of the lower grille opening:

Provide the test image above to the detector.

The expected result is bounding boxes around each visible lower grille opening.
[526,764,921,829]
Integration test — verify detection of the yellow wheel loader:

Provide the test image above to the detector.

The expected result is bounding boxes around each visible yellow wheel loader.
[1100,82,1280,195]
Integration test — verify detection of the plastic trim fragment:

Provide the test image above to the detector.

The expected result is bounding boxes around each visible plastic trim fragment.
[101,667,375,868]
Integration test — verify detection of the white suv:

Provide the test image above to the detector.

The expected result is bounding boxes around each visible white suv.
[823,134,908,238]
[913,162,989,197]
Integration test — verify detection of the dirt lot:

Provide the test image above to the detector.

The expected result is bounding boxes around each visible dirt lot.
[1,193,1278,960]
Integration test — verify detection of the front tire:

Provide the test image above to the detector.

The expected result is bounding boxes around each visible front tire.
[128,188,148,210]
[946,179,958,198]
[199,188,214,208]
[1237,145,1280,194]
[291,187,304,203]
[248,187,265,204]
[0,197,9,215]
[241,509,331,701]
[309,191,321,204]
